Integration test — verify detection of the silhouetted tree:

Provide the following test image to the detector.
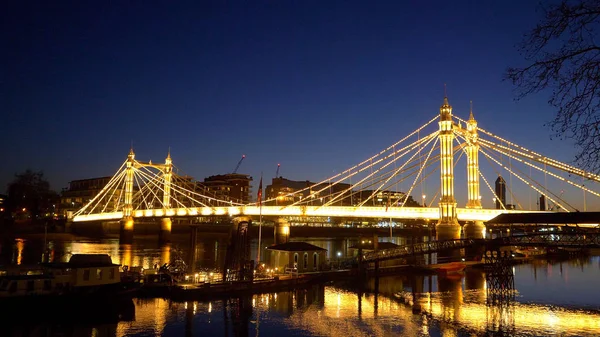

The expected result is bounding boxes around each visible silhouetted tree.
[6,170,58,220]
[506,0,600,172]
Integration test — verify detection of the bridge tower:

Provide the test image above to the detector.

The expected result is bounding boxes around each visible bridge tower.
[120,148,136,243]
[160,151,173,243]
[436,96,461,240]
[464,104,485,239]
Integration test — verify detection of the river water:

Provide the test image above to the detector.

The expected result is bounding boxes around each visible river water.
[1,233,599,337]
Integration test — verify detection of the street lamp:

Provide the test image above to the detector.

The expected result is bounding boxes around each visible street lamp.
[422,194,426,206]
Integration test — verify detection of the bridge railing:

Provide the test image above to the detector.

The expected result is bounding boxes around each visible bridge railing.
[497,232,600,247]
[362,239,476,262]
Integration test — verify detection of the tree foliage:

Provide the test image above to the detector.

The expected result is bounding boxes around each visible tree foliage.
[6,170,58,219]
[506,0,600,172]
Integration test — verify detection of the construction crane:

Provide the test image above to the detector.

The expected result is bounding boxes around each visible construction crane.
[233,155,245,174]
[275,163,280,178]
[548,190,565,211]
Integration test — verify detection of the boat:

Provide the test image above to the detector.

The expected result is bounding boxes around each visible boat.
[169,273,325,301]
[435,262,466,276]
[0,254,140,311]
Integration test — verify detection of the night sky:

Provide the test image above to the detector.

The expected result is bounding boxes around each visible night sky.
[2,1,578,200]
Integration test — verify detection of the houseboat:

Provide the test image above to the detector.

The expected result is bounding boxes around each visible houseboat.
[0,254,139,308]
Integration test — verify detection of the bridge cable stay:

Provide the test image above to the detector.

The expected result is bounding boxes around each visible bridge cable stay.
[325,149,442,208]
[355,133,439,208]
[418,128,424,207]
[478,145,570,211]
[132,169,161,209]
[132,168,198,209]
[260,123,438,206]
[82,170,127,216]
[92,171,128,214]
[508,139,514,206]
[73,163,127,217]
[398,136,439,208]
[454,114,600,181]
[293,130,439,208]
[147,167,232,209]
[168,174,242,206]
[454,133,509,210]
[171,164,232,200]
[255,115,440,206]
[454,132,510,210]
[477,138,600,199]
[170,174,243,206]
[265,129,439,210]
[459,129,572,209]
[421,143,466,208]
[309,130,438,207]
[476,137,600,211]
[100,171,127,214]
[112,174,126,212]
[358,141,442,208]
[476,143,563,209]
[349,138,448,208]
[130,167,178,210]
[321,131,439,208]
[473,139,527,209]
[75,154,251,220]
[135,162,246,207]
[130,168,186,210]
[479,145,577,212]
[529,160,533,210]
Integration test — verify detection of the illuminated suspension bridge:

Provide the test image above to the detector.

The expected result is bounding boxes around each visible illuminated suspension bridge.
[71,96,600,241]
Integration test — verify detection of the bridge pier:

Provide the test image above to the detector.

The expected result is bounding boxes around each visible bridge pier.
[274,218,290,245]
[463,221,485,239]
[159,218,172,243]
[436,223,461,241]
[119,217,134,244]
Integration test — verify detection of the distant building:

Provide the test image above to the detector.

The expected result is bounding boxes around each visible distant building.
[539,195,546,211]
[495,176,506,209]
[0,194,6,218]
[265,177,420,207]
[60,177,121,217]
[0,193,6,210]
[203,173,252,204]
[169,175,213,207]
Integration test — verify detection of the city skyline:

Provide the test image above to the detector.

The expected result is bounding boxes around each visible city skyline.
[2,1,589,209]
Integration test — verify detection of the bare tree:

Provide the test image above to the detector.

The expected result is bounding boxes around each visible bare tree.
[506,0,600,172]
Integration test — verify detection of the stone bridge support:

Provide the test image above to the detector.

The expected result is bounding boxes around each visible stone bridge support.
[274,218,290,245]
[159,218,172,243]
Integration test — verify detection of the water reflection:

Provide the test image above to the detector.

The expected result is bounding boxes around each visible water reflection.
[1,235,600,336]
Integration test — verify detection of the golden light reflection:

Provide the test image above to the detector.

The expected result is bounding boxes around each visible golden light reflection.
[15,239,24,265]
[121,245,132,268]
[416,291,600,335]
[65,241,120,264]
[161,244,171,266]
[116,298,171,337]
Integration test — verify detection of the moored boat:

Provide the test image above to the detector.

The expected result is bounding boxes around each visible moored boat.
[0,254,140,310]
[435,262,467,276]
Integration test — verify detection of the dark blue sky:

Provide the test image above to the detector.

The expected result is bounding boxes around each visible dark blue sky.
[1,1,575,196]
